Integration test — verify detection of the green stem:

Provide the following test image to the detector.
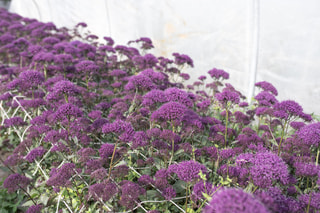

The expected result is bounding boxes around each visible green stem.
[185,183,189,212]
[277,120,288,156]
[64,94,69,103]
[86,73,89,90]
[169,123,175,166]
[224,109,229,148]
[316,148,319,167]
[252,185,259,193]
[306,191,312,213]
[107,140,119,180]
[44,66,47,81]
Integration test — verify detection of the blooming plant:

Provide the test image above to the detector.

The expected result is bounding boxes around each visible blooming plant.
[1,8,320,213]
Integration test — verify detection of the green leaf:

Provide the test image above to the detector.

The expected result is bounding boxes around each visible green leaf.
[187,208,196,213]
[39,193,50,205]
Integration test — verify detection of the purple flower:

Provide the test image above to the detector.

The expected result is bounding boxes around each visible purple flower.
[208,68,229,80]
[44,129,68,143]
[124,73,156,91]
[219,148,236,160]
[54,53,73,64]
[299,192,320,210]
[119,180,146,210]
[273,100,304,119]
[25,146,46,163]
[197,99,211,111]
[294,162,319,177]
[109,69,127,77]
[203,188,269,213]
[103,36,114,46]
[4,154,21,167]
[18,70,44,88]
[99,143,115,158]
[132,53,158,70]
[162,186,176,200]
[102,120,134,138]
[46,163,75,187]
[172,52,194,67]
[234,111,251,125]
[215,90,240,105]
[85,159,102,174]
[142,89,167,107]
[168,160,207,182]
[75,60,99,73]
[255,91,278,107]
[239,102,249,107]
[140,68,166,82]
[138,174,154,186]
[89,182,118,202]
[47,80,79,101]
[133,37,154,50]
[53,103,83,121]
[90,168,108,180]
[151,101,188,125]
[111,165,129,178]
[4,116,27,127]
[192,181,215,202]
[26,205,43,213]
[132,131,149,149]
[237,151,289,188]
[3,173,30,193]
[180,73,190,80]
[165,87,193,108]
[255,81,278,96]
[297,122,320,146]
[198,75,207,81]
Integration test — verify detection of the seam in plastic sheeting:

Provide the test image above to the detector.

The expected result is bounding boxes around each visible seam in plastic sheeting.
[104,0,112,37]
[247,0,260,103]
[31,0,42,20]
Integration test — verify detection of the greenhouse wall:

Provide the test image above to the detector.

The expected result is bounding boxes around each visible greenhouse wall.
[9,0,320,114]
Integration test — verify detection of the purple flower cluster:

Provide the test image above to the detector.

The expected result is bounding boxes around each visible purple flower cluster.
[297,122,320,146]
[165,87,193,108]
[215,90,240,106]
[255,81,278,96]
[255,91,278,107]
[273,100,304,119]
[1,8,320,212]
[89,182,118,202]
[151,101,188,125]
[99,143,115,158]
[47,80,79,101]
[53,103,83,121]
[119,180,146,210]
[26,205,43,213]
[204,188,269,213]
[168,160,207,182]
[46,163,75,187]
[236,152,289,188]
[18,69,45,88]
[3,173,30,193]
[4,116,27,127]
[172,52,194,67]
[207,68,229,80]
[25,146,46,162]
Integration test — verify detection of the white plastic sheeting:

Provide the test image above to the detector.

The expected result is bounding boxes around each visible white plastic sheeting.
[9,0,320,114]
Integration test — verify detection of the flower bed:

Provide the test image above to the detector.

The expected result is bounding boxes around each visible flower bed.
[0,8,320,213]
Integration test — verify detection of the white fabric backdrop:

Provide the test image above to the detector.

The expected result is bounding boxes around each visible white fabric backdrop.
[9,0,320,114]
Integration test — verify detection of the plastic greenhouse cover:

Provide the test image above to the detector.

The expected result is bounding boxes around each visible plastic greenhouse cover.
[9,0,320,114]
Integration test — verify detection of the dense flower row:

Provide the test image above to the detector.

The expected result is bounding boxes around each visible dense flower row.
[1,8,320,213]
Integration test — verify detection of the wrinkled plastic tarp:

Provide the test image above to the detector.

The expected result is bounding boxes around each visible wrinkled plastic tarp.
[9,0,320,114]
